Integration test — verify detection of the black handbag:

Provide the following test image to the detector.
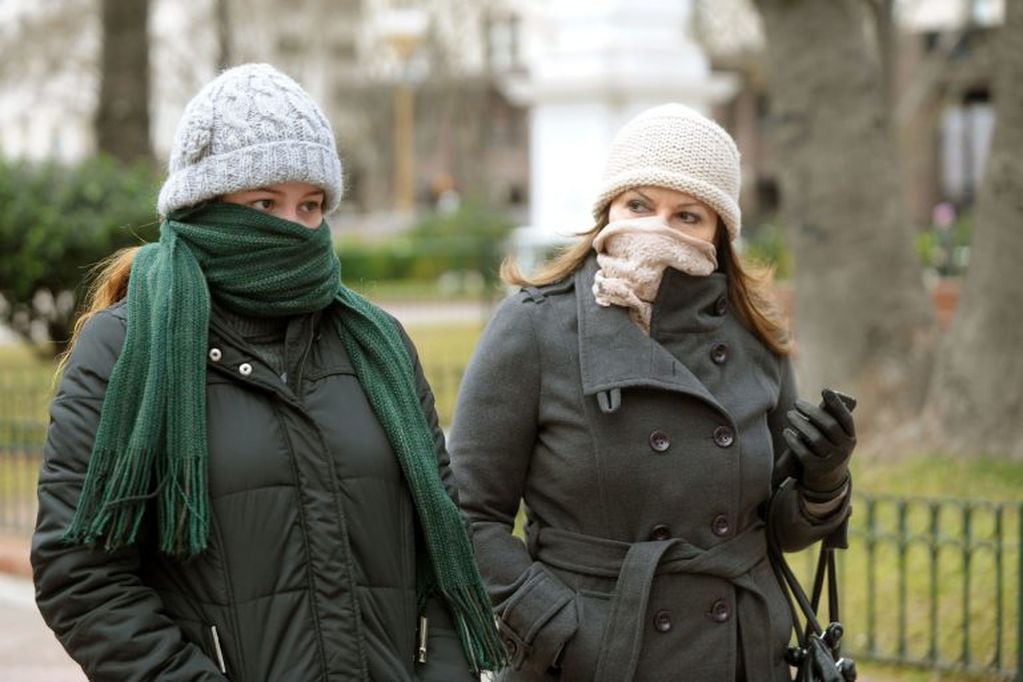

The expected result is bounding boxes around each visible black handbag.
[767,525,857,682]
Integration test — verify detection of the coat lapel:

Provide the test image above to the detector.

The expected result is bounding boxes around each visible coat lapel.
[575,257,725,414]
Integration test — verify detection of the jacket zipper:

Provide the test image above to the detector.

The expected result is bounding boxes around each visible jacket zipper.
[210,625,228,675]
[417,615,429,663]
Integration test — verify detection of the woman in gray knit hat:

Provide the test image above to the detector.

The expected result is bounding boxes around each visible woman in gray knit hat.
[448,104,856,681]
[31,63,503,681]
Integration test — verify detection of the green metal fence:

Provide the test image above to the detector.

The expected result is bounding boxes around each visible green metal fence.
[838,493,1022,679]
[0,419,47,534]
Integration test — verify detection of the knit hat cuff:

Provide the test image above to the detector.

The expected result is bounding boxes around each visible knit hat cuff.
[592,172,741,241]
[157,140,343,217]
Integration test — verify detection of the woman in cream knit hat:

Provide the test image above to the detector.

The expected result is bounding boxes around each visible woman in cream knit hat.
[449,104,856,681]
[31,63,503,681]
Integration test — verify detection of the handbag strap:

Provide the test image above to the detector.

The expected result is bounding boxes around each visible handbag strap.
[767,537,826,638]
[769,496,855,682]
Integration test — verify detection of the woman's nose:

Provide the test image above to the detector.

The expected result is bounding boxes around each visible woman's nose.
[278,205,300,224]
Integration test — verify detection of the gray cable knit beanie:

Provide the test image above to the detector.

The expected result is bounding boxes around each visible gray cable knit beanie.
[157,63,343,216]
[592,103,742,240]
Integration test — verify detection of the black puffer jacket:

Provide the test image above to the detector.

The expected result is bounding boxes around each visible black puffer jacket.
[32,300,475,681]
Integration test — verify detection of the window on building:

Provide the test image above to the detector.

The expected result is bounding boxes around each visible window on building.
[941,88,994,206]
[485,12,521,72]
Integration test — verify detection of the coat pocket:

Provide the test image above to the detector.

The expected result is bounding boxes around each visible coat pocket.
[558,590,611,681]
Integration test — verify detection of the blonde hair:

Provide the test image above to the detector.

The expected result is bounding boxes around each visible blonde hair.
[501,218,792,356]
[56,247,140,376]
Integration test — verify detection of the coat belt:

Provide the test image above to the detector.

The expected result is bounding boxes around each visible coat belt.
[532,525,772,681]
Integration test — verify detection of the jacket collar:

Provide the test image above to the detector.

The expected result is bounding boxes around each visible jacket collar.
[649,267,729,338]
[575,255,725,413]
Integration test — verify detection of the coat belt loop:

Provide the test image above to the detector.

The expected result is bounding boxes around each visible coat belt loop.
[597,388,622,414]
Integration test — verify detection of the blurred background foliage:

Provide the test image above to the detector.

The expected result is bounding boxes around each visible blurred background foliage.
[337,199,514,288]
[0,156,159,351]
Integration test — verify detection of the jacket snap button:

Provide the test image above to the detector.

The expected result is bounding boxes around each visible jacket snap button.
[713,426,734,449]
[650,524,671,541]
[653,609,673,633]
[711,514,731,537]
[503,636,518,656]
[238,362,253,377]
[648,431,671,453]
[711,343,729,365]
[709,599,731,623]
[714,295,728,316]
[208,348,222,362]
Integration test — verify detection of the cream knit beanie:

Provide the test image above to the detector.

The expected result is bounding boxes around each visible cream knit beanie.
[158,63,344,216]
[592,103,742,240]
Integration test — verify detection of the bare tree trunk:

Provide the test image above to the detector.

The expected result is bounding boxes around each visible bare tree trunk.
[95,0,152,164]
[866,0,897,110]
[753,0,937,426]
[215,0,233,71]
[924,0,1023,458]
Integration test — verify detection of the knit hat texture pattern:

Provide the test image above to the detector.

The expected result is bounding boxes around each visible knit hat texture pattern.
[158,63,343,216]
[592,103,742,240]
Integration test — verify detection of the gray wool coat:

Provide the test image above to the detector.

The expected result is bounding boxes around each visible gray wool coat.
[448,256,850,682]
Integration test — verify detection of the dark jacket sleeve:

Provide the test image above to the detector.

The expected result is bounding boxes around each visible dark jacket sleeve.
[767,356,851,552]
[31,308,227,681]
[447,297,578,674]
[397,322,478,681]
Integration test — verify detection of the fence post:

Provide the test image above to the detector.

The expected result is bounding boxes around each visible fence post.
[1017,504,1022,682]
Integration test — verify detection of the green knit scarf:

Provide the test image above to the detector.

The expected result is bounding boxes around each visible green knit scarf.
[64,201,505,671]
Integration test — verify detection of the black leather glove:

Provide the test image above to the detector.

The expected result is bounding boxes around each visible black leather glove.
[783,389,856,495]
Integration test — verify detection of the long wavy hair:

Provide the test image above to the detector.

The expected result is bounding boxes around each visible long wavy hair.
[501,217,792,356]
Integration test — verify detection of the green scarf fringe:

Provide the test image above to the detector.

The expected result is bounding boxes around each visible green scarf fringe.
[64,202,505,671]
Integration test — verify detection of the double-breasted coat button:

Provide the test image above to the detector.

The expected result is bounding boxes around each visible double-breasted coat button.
[711,343,729,365]
[713,425,735,448]
[649,430,671,453]
[709,599,731,623]
[208,348,222,362]
[503,636,518,657]
[714,295,728,316]
[238,362,253,377]
[653,609,673,633]
[711,514,731,537]
[650,524,671,541]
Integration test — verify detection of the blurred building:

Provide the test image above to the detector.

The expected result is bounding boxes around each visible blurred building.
[0,0,530,230]
[0,0,1005,236]
[499,0,738,253]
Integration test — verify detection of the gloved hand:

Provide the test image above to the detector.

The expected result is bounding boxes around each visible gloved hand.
[783,389,856,495]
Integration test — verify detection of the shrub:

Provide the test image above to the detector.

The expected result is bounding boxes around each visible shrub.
[336,199,514,288]
[0,155,160,353]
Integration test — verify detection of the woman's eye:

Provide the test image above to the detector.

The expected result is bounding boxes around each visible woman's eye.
[678,211,701,223]
[627,200,647,212]
[252,198,274,211]
[301,200,323,213]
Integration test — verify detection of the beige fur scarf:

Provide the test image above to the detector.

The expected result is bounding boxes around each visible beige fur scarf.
[592,217,718,333]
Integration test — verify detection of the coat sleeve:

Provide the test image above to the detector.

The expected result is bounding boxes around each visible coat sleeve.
[31,308,227,681]
[397,322,478,681]
[448,297,578,674]
[766,356,852,552]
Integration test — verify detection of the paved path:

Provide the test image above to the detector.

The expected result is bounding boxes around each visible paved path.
[0,574,84,681]
[377,300,495,327]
